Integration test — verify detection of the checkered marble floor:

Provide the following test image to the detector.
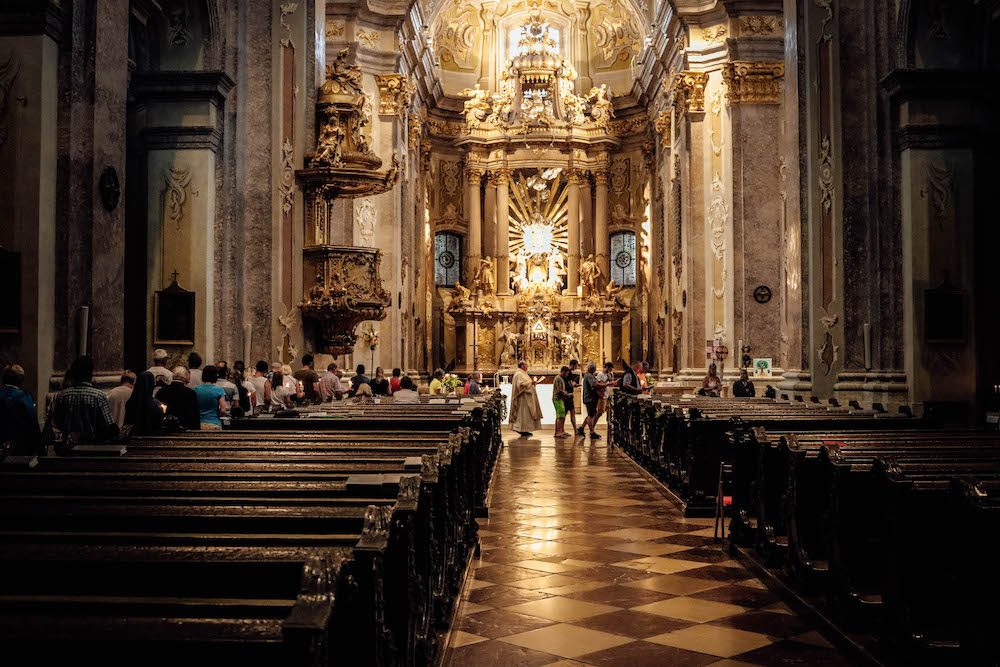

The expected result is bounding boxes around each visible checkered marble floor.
[446,428,852,667]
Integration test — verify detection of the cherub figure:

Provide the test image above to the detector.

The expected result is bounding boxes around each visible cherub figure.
[459,84,492,130]
[586,84,615,129]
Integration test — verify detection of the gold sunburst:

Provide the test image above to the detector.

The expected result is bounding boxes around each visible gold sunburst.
[508,169,569,258]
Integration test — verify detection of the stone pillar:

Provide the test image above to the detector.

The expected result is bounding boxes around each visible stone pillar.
[566,169,581,293]
[484,174,497,260]
[580,173,593,257]
[496,169,511,294]
[594,169,610,285]
[0,7,61,418]
[466,168,484,280]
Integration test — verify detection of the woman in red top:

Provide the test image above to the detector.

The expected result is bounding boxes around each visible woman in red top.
[389,368,403,395]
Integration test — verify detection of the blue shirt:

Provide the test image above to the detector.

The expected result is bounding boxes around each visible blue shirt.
[194,383,226,426]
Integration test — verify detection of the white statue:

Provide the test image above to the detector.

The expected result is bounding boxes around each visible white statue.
[448,281,472,311]
[499,326,523,366]
[547,251,566,290]
[474,256,496,297]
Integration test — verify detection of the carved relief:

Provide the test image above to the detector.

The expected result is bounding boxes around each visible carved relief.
[589,0,642,70]
[326,20,344,38]
[738,16,781,35]
[434,2,480,71]
[927,161,955,231]
[164,1,192,46]
[478,326,496,369]
[279,2,298,48]
[722,62,785,104]
[702,26,727,46]
[610,157,630,222]
[375,74,414,116]
[583,326,600,363]
[408,114,423,151]
[356,28,381,50]
[0,53,18,146]
[164,167,197,227]
[653,111,671,148]
[279,139,294,215]
[818,135,834,214]
[669,72,709,113]
[356,197,376,246]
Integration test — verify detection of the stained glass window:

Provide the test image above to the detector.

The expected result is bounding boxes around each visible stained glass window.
[435,231,462,287]
[609,231,637,287]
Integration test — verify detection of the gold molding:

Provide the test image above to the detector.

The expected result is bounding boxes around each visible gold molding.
[722,61,785,104]
[653,111,671,148]
[669,72,710,113]
[375,73,414,117]
[407,113,423,150]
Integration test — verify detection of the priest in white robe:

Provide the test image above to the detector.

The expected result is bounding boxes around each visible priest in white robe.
[510,361,541,436]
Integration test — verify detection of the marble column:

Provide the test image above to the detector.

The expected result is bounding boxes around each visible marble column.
[466,168,484,281]
[566,169,581,293]
[580,173,594,258]
[484,174,497,260]
[496,169,511,294]
[594,169,610,285]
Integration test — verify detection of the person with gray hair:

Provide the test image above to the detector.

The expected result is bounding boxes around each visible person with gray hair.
[581,360,608,438]
[147,348,173,388]
[156,366,200,430]
[467,371,484,395]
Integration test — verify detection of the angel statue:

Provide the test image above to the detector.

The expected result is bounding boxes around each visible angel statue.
[604,279,626,308]
[447,281,472,311]
[459,84,492,130]
[473,256,496,297]
[586,84,615,130]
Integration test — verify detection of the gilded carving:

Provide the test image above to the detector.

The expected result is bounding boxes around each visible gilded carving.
[669,72,709,113]
[375,73,414,116]
[0,53,19,146]
[433,2,480,71]
[356,28,380,50]
[702,26,727,46]
[326,20,344,38]
[589,0,642,70]
[722,61,785,104]
[478,326,496,369]
[583,326,600,363]
[653,111,671,148]
[610,158,630,222]
[407,114,423,151]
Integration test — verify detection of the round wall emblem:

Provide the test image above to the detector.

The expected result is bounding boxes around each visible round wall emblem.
[438,250,455,269]
[753,285,772,304]
[615,250,632,268]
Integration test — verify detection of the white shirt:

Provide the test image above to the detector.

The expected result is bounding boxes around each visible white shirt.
[187,368,202,389]
[250,375,268,407]
[271,385,291,410]
[393,389,420,404]
[148,366,173,385]
[106,385,133,428]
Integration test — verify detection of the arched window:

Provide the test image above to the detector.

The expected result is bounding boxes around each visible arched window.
[508,24,560,58]
[435,231,462,287]
[609,231,637,287]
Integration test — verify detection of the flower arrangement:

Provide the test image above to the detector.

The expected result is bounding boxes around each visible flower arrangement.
[441,373,463,393]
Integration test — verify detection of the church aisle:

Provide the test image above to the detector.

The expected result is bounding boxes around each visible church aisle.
[446,429,852,666]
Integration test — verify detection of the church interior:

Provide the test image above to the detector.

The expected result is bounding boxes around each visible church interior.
[1,0,999,664]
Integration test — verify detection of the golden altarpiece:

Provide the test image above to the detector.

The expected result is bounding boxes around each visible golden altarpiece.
[428,14,645,374]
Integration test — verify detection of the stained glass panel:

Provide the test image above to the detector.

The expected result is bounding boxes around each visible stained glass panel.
[435,231,462,286]
[609,231,636,287]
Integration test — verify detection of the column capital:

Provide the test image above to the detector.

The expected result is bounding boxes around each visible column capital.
[722,61,785,104]
[465,167,485,184]
[667,71,710,113]
[487,168,512,186]
[593,169,609,186]
[566,168,585,184]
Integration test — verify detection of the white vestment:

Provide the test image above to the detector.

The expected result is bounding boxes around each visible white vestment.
[510,368,542,433]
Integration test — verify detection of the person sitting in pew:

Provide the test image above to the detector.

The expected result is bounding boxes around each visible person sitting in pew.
[701,363,722,397]
[249,360,272,413]
[370,367,389,395]
[467,372,485,396]
[269,371,302,411]
[195,365,228,430]
[389,368,403,395]
[156,366,200,430]
[620,361,645,395]
[733,369,756,398]
[429,368,445,395]
[124,371,164,436]
[393,377,420,404]
[349,364,370,397]
[50,356,119,443]
[0,363,42,455]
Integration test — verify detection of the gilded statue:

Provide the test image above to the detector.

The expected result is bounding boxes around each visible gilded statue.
[579,253,601,300]
[448,281,472,311]
[473,256,496,297]
[604,279,626,308]
[459,84,492,130]
[586,85,615,129]
[323,48,364,97]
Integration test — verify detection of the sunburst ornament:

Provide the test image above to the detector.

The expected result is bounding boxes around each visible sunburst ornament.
[508,169,569,260]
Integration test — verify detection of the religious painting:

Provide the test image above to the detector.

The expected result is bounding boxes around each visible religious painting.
[753,358,772,377]
[154,279,196,346]
[0,247,20,334]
